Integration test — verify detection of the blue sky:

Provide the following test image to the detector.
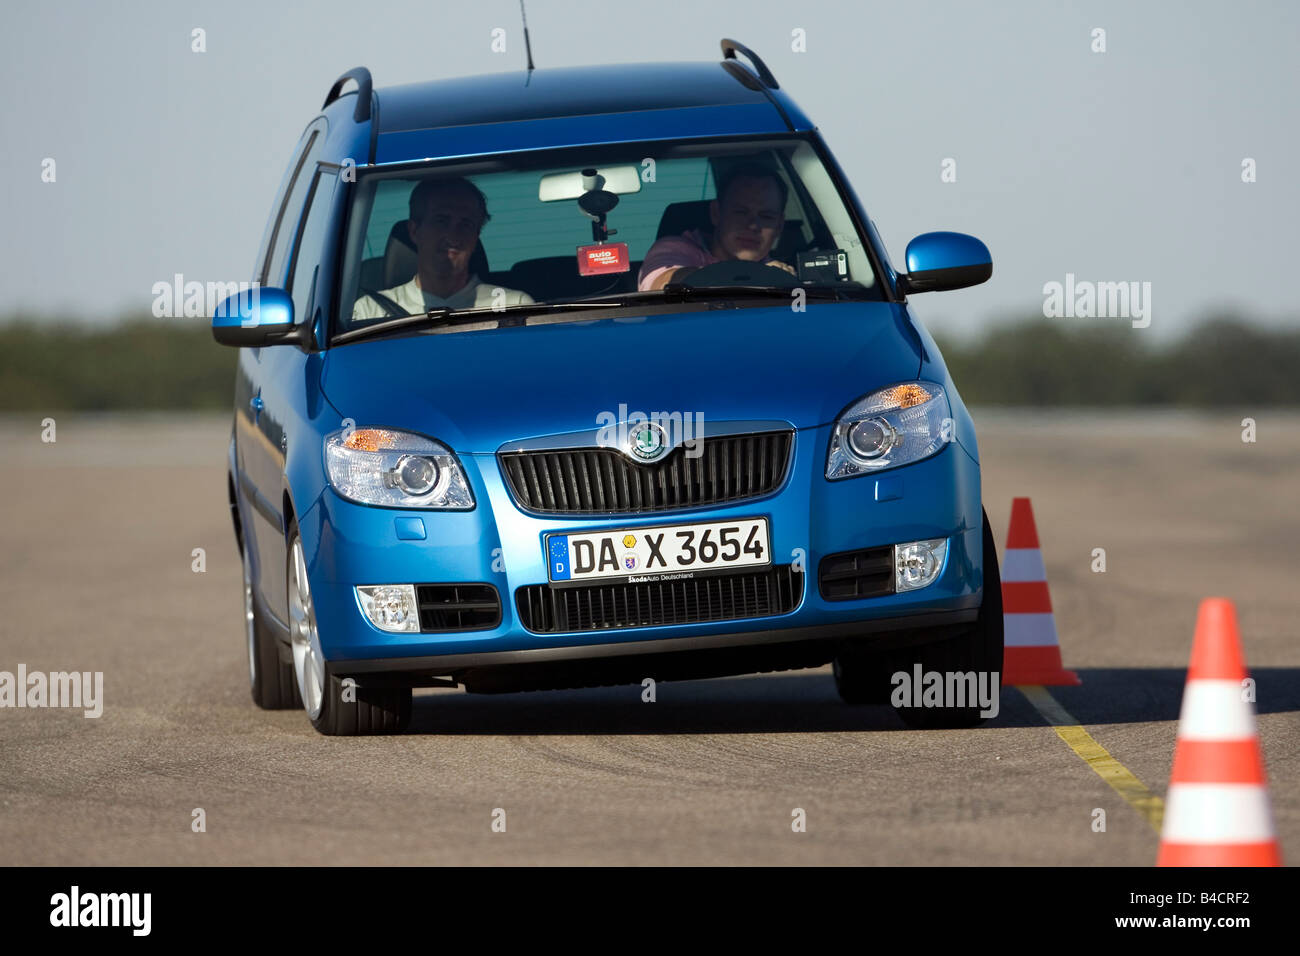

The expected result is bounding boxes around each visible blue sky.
[1,0,1296,340]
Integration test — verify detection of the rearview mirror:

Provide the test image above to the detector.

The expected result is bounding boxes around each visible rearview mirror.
[211,287,296,347]
[539,166,642,202]
[899,232,992,294]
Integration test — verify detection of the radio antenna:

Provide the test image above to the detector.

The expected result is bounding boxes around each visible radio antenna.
[520,0,535,72]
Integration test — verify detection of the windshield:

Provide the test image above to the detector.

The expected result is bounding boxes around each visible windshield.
[333,135,882,339]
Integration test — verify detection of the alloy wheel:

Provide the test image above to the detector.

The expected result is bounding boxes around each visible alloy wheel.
[242,541,257,688]
[288,535,326,720]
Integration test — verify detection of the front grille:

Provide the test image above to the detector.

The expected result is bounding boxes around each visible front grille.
[416,584,501,631]
[818,547,895,601]
[499,430,793,515]
[516,565,803,633]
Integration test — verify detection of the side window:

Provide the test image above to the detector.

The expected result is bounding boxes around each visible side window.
[262,130,323,288]
[253,130,317,280]
[286,170,339,325]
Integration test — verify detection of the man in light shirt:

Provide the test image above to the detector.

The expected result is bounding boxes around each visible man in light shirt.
[353,177,533,320]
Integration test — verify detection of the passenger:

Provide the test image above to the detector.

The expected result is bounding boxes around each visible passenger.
[353,177,533,319]
[637,163,796,292]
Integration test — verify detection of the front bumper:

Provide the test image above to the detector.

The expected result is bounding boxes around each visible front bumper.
[297,424,985,667]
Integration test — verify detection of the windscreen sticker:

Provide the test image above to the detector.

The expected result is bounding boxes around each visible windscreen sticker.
[577,241,630,276]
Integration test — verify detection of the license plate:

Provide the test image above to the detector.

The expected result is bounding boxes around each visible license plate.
[546,517,770,584]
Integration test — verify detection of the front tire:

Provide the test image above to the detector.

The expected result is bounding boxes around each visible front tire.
[888,510,1004,729]
[831,509,1004,728]
[286,523,411,736]
[833,647,893,705]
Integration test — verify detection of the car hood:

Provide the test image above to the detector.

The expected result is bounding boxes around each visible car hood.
[319,301,923,453]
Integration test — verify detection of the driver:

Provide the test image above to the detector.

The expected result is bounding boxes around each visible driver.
[353,177,533,320]
[637,164,796,292]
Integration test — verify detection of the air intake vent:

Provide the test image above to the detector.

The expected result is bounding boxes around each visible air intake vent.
[416,584,501,631]
[499,431,793,515]
[516,565,803,633]
[818,547,894,601]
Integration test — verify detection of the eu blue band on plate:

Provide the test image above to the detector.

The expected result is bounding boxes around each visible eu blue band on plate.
[548,536,571,580]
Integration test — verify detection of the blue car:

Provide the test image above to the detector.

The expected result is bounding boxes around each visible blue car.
[214,40,1001,735]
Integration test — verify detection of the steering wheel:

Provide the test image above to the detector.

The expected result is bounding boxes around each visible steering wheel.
[677,259,800,289]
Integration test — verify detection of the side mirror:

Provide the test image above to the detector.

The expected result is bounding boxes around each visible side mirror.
[211,287,297,347]
[899,232,992,294]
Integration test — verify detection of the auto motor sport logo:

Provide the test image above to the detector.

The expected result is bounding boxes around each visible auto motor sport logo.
[595,405,706,460]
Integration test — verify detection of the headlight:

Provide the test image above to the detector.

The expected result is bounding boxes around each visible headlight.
[826,382,951,479]
[325,428,474,509]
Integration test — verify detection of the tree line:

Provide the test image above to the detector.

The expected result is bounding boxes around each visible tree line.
[0,313,1295,410]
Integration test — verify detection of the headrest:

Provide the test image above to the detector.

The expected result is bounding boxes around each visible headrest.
[655,200,713,240]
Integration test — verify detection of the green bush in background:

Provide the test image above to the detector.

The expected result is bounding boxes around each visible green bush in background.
[0,313,1296,410]
[0,318,235,411]
[938,316,1300,405]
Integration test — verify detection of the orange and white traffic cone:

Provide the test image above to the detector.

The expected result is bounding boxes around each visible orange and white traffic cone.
[1001,497,1080,685]
[1157,598,1282,866]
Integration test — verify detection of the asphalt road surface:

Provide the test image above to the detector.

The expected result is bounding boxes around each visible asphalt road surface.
[1,411,1296,865]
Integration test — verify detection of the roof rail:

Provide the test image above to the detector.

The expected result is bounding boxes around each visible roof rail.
[323,67,373,123]
[720,38,779,90]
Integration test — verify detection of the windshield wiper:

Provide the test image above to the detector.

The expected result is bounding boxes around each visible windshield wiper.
[579,283,872,306]
[331,300,613,346]
[665,283,833,300]
[332,284,872,346]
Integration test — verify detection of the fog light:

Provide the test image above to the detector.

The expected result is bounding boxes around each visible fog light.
[356,584,420,632]
[894,538,948,592]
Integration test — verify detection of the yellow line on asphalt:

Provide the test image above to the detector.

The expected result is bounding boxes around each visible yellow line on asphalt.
[1017,684,1164,833]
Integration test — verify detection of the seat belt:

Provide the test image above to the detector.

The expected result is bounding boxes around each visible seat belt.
[363,289,405,318]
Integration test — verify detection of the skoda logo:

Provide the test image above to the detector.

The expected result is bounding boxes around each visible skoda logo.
[627,421,668,462]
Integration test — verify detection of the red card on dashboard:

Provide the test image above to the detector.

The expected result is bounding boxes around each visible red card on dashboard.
[576,242,630,276]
